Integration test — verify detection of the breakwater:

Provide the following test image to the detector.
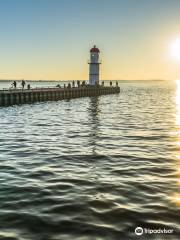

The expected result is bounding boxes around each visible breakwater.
[0,86,120,107]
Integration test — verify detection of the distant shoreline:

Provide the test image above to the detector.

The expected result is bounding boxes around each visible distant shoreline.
[0,79,167,82]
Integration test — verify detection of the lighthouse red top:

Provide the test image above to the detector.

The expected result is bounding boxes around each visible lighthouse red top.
[90,45,100,53]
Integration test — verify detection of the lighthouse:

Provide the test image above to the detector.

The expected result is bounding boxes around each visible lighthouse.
[89,45,101,85]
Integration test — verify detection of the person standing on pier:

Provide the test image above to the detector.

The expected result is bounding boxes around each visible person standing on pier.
[13,81,17,88]
[77,80,80,87]
[22,80,25,89]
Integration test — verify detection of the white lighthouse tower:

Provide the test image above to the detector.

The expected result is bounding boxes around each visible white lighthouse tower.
[89,45,101,85]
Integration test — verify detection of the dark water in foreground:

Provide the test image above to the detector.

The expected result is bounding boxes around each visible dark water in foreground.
[0,80,180,240]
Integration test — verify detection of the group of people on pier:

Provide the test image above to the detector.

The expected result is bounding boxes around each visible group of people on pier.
[56,80,119,89]
[11,80,30,90]
[11,80,118,90]
[57,80,87,89]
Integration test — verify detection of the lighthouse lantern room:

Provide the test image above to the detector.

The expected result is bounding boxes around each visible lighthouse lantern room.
[89,45,101,85]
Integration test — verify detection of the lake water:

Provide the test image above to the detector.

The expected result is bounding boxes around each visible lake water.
[0,80,180,239]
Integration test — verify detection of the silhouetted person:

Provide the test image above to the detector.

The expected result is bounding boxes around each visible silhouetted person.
[110,81,112,86]
[22,80,25,89]
[13,81,17,88]
[27,84,30,90]
[77,80,80,87]
[102,81,104,86]
[68,83,71,88]
[82,81,86,87]
[116,81,118,86]
[72,80,75,87]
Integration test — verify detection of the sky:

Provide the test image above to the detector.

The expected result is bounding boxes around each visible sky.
[1,0,180,80]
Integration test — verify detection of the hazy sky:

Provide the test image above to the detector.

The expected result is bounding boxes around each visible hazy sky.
[1,0,180,80]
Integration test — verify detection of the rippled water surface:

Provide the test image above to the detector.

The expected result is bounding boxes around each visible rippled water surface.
[0,80,180,240]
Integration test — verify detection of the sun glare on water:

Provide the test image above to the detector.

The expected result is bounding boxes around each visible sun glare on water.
[172,81,180,206]
[175,80,180,126]
[171,38,180,61]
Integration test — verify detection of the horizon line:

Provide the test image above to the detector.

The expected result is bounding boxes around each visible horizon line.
[0,79,170,81]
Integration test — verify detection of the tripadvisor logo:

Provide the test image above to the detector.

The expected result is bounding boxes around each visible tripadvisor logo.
[135,226,174,236]
[135,227,143,235]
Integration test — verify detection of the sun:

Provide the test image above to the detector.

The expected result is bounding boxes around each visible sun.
[171,38,180,61]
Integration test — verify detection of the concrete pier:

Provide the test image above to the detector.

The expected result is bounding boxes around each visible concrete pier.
[0,86,120,107]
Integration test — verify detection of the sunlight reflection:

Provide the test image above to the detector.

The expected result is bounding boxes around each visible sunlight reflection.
[172,81,180,205]
[171,194,180,206]
[175,80,180,125]
[174,81,180,162]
